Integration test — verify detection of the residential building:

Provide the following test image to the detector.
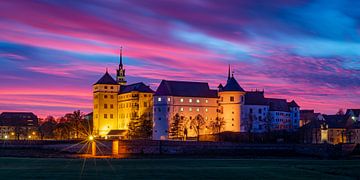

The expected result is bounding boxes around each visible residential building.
[0,112,39,140]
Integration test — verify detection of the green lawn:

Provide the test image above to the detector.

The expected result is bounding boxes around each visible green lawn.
[0,157,359,179]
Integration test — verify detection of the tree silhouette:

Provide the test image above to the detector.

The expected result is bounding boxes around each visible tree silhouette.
[190,114,206,141]
[210,117,225,141]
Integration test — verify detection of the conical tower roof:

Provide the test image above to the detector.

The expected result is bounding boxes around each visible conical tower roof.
[94,71,117,85]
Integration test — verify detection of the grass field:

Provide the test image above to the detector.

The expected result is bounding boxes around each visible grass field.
[0,157,359,179]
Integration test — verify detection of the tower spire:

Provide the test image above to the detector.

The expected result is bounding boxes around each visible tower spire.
[116,47,127,85]
[119,46,123,68]
[228,64,231,80]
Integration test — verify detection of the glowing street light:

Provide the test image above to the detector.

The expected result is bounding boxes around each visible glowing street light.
[4,135,8,139]
[88,135,94,141]
[28,135,32,139]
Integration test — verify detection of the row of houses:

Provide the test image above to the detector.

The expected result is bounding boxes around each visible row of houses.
[300,109,360,144]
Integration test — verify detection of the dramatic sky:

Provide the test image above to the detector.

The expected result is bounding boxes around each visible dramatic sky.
[0,0,359,117]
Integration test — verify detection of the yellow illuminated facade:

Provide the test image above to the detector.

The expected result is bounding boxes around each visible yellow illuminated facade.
[93,50,154,138]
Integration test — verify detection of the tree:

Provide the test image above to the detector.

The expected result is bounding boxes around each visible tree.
[128,114,153,139]
[210,117,225,141]
[65,110,86,139]
[54,121,71,140]
[38,116,57,140]
[169,113,185,140]
[336,109,345,115]
[190,114,206,141]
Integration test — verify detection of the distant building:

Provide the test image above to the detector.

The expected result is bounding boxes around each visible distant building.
[242,91,300,133]
[93,49,154,138]
[299,110,322,127]
[0,112,39,140]
[346,109,360,122]
[301,113,360,144]
[153,80,218,140]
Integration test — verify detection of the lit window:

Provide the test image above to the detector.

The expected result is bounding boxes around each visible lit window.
[205,108,208,112]
[180,107,184,112]
[180,98,184,102]
[196,108,200,112]
[167,97,171,102]
[189,108,192,112]
[189,99,192,103]
[205,99,208,103]
[205,117,208,120]
[158,97,162,102]
[196,99,200,103]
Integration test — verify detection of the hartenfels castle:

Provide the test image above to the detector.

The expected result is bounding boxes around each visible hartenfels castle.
[93,50,300,140]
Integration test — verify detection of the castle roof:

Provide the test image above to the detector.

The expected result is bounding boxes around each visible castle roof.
[155,80,218,98]
[0,112,38,127]
[267,98,290,112]
[323,115,353,129]
[119,82,154,94]
[244,91,267,105]
[94,71,117,85]
[288,100,300,108]
[220,76,245,92]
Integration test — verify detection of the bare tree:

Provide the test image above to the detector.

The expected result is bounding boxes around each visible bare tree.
[210,117,225,141]
[190,114,206,141]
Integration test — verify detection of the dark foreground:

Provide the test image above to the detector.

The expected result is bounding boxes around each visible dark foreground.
[0,158,359,179]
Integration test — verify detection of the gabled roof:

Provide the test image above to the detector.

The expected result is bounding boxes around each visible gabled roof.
[220,77,245,92]
[267,98,290,112]
[244,91,267,105]
[346,109,360,117]
[119,82,154,94]
[0,112,38,127]
[323,115,352,129]
[288,100,299,108]
[94,71,117,85]
[155,80,218,98]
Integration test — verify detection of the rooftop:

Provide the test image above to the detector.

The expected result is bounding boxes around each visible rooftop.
[119,82,154,94]
[155,80,218,98]
[94,71,117,85]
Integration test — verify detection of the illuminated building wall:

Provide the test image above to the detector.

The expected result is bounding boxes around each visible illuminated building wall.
[93,51,154,138]
[153,80,218,140]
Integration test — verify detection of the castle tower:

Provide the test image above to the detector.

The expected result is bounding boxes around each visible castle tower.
[116,47,127,85]
[218,65,246,132]
[93,69,120,137]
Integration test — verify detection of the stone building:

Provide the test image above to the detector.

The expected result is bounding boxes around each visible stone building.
[93,49,154,138]
[152,80,218,140]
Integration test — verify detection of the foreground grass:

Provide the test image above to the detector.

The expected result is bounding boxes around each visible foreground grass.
[0,157,359,179]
